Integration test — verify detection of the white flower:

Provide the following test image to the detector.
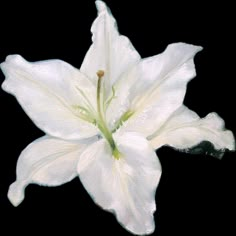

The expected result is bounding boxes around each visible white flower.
[1,1,234,235]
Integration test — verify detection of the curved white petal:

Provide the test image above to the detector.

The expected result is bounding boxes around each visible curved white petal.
[80,1,140,94]
[118,43,202,137]
[1,55,98,140]
[8,136,89,206]
[149,106,235,157]
[77,132,161,235]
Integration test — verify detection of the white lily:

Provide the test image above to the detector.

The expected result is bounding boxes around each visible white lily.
[1,1,234,235]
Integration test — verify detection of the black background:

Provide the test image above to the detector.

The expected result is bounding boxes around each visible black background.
[0,0,235,235]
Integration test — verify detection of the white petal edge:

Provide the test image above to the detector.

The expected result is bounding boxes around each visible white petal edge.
[1,55,98,140]
[117,43,203,137]
[77,132,161,235]
[148,106,235,157]
[8,136,91,206]
[80,1,140,93]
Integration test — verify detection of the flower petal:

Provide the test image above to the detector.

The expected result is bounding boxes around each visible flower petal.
[1,55,98,140]
[118,43,202,137]
[77,132,161,235]
[149,106,235,157]
[80,1,140,94]
[8,136,90,207]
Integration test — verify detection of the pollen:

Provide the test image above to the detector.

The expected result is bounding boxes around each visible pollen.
[97,70,105,79]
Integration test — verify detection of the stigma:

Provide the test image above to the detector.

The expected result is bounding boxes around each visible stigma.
[97,70,105,79]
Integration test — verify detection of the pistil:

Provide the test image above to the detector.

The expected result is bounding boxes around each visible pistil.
[96,70,121,159]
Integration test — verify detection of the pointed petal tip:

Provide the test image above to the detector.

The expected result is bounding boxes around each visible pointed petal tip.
[1,62,10,92]
[169,42,203,54]
[0,56,18,92]
[7,181,25,207]
[125,217,155,235]
[198,45,204,51]
[1,79,8,92]
[205,112,236,152]
[0,62,6,73]
[4,54,24,64]
[125,224,155,235]
[226,130,236,151]
[5,54,18,61]
[1,54,25,74]
[195,45,203,54]
[95,0,107,12]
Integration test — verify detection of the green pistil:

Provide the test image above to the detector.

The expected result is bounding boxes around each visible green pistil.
[97,71,104,118]
[113,146,121,159]
[96,70,121,159]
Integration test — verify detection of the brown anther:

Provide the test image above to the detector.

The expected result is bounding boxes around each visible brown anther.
[96,70,105,79]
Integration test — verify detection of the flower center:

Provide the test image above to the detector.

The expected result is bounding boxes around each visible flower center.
[96,70,121,159]
[74,70,124,159]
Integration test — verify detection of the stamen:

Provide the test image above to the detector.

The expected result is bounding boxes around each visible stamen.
[105,85,116,110]
[72,105,96,123]
[75,86,97,116]
[112,110,134,132]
